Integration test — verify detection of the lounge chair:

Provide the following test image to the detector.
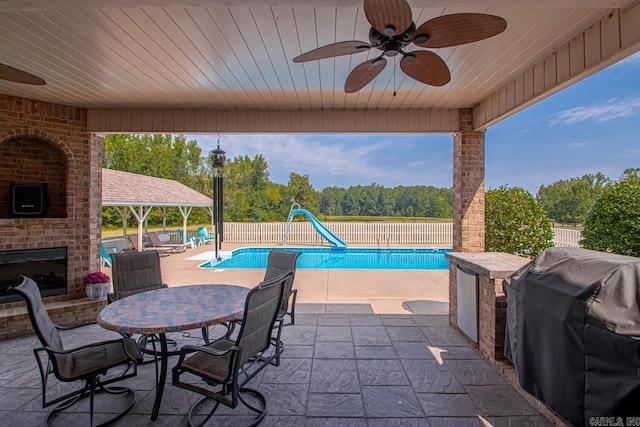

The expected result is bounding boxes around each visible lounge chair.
[197,226,216,244]
[146,231,188,253]
[128,233,170,257]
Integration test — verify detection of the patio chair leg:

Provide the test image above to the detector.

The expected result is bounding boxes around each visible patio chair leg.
[272,319,285,367]
[44,382,136,427]
[238,387,267,426]
[187,397,221,427]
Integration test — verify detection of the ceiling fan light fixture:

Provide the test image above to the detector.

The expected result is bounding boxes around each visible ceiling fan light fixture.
[413,34,429,45]
[372,57,386,66]
[383,25,396,37]
[383,41,402,57]
[403,53,416,63]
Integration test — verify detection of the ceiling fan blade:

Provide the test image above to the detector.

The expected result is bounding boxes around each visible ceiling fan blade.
[0,63,46,85]
[400,51,451,86]
[364,0,413,37]
[344,57,387,93]
[293,41,371,63]
[413,13,507,48]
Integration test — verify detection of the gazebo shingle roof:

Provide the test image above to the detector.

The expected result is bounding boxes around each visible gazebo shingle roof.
[102,169,212,207]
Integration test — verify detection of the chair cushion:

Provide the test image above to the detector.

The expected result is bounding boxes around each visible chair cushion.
[180,339,235,384]
[55,338,142,381]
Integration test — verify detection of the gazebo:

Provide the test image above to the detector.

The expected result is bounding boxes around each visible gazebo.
[102,168,213,251]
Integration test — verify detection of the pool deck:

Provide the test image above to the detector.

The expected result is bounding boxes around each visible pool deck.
[156,243,450,315]
[0,243,556,426]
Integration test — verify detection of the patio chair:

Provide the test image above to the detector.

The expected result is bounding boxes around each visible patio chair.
[264,249,301,366]
[223,249,301,365]
[8,276,142,427]
[109,251,168,302]
[100,241,114,267]
[197,226,216,245]
[146,231,188,253]
[109,251,206,354]
[172,270,293,427]
[178,229,202,248]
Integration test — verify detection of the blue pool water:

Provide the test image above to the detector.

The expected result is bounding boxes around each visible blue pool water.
[201,247,451,270]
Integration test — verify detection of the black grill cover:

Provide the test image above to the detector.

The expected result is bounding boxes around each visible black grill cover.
[503,247,640,426]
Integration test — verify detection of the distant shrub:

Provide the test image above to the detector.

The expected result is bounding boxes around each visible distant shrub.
[486,186,554,258]
[581,176,640,257]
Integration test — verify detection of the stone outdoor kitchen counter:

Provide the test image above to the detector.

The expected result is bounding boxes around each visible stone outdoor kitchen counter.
[446,251,530,279]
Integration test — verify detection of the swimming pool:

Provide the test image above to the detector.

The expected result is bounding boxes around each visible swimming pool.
[201,247,451,270]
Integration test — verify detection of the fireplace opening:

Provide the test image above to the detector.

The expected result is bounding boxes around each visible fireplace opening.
[0,247,67,303]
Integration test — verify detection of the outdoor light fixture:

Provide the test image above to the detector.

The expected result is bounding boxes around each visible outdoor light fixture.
[211,138,226,261]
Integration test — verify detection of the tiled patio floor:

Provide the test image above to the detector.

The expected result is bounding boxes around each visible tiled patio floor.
[0,312,553,426]
[0,244,553,426]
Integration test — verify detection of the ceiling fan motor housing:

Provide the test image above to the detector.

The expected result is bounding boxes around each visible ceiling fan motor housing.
[369,22,415,55]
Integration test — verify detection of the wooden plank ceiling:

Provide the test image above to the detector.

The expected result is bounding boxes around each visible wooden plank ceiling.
[0,1,637,117]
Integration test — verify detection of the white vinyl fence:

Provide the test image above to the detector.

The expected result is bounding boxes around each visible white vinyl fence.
[223,222,453,246]
[218,222,582,248]
[107,223,581,248]
[552,228,582,247]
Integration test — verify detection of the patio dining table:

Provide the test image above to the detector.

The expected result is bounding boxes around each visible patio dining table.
[96,284,250,421]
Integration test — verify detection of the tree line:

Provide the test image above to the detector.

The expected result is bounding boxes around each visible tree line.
[101,134,637,229]
[101,134,453,228]
[536,168,640,225]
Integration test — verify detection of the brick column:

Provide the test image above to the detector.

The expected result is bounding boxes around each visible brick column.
[89,134,104,273]
[450,108,485,326]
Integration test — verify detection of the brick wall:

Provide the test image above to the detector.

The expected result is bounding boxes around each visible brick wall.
[452,108,485,253]
[450,108,486,327]
[0,94,103,338]
[478,276,507,361]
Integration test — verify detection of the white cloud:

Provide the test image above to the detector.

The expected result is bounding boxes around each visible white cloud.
[188,134,453,189]
[549,97,640,125]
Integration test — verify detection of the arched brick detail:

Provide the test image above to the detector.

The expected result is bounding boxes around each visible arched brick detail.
[0,134,69,218]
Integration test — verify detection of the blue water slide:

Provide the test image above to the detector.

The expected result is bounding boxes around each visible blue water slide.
[290,209,346,248]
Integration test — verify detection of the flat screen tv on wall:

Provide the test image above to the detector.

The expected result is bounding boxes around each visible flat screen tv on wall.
[9,183,48,217]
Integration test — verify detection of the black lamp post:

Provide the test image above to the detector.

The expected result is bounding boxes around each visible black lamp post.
[211,140,226,261]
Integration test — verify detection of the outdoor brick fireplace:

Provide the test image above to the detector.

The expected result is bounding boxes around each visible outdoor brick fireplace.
[0,247,68,303]
[0,94,104,339]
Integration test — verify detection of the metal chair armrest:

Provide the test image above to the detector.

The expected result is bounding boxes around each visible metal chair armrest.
[43,337,137,358]
[180,344,239,358]
[55,321,95,331]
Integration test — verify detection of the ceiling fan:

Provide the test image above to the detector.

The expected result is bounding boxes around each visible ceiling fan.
[293,0,507,93]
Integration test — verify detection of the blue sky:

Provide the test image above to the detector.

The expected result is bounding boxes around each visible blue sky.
[189,51,640,194]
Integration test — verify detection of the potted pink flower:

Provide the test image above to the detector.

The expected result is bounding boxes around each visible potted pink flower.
[83,271,111,300]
